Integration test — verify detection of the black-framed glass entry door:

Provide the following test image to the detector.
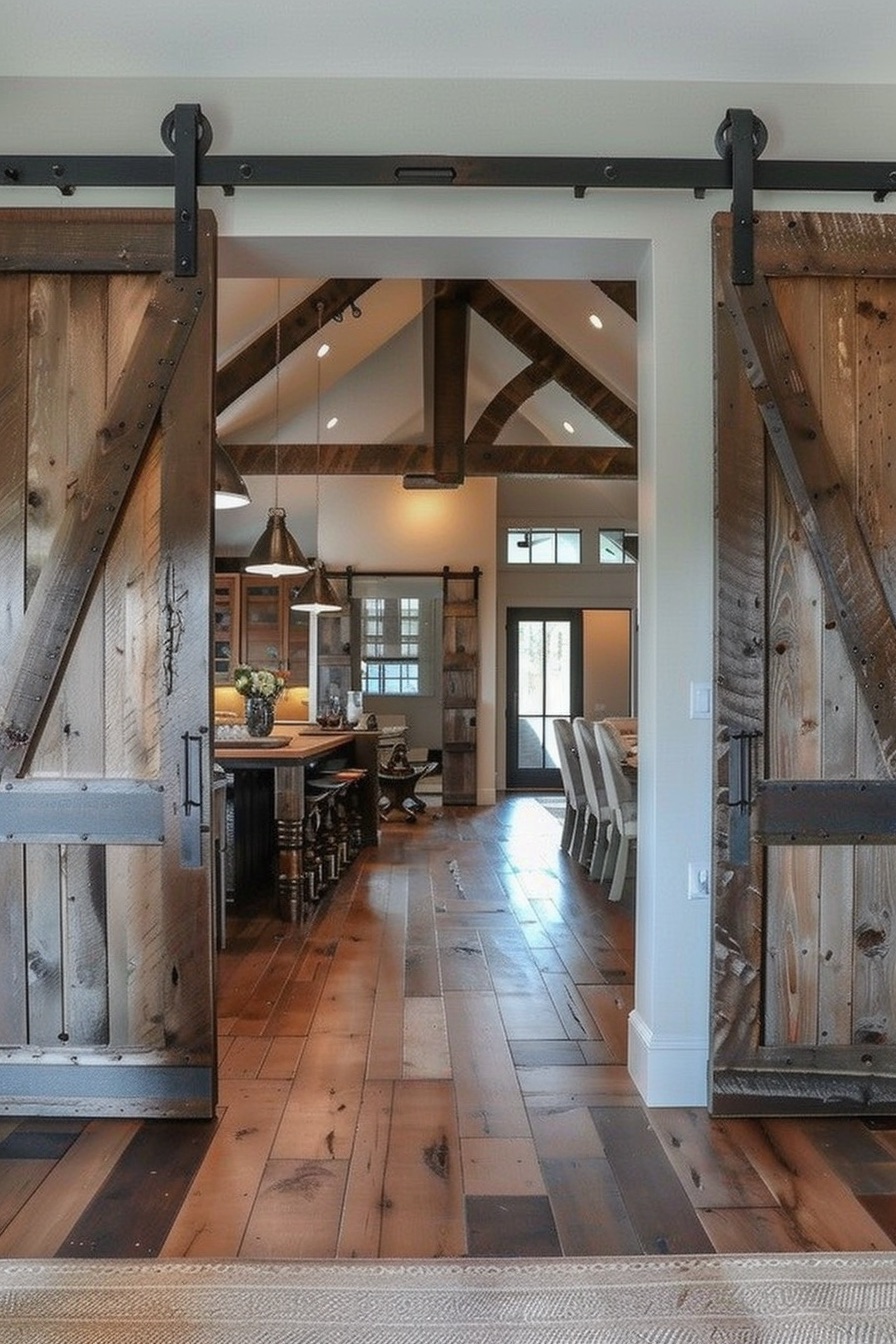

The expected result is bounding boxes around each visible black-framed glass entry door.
[506,608,582,789]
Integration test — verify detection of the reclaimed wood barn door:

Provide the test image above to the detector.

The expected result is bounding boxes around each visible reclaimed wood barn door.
[713,212,896,1115]
[0,210,217,1117]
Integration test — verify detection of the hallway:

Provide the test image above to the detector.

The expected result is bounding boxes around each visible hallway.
[1,797,896,1258]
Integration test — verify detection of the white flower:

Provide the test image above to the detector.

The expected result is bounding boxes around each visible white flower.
[233,664,286,700]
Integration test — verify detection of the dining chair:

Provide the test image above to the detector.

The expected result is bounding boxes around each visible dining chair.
[572,717,617,884]
[552,717,594,863]
[594,720,638,902]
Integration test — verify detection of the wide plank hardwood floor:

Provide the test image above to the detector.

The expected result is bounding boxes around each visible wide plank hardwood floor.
[3,795,896,1258]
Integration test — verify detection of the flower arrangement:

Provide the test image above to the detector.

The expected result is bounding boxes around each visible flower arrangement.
[233,664,286,701]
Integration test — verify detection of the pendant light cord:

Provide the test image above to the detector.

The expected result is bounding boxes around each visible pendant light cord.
[273,279,281,510]
[315,299,324,564]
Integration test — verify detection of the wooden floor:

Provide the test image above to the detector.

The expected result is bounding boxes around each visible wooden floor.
[3,795,896,1259]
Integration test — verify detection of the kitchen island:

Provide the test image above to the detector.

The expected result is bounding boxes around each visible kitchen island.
[214,728,379,923]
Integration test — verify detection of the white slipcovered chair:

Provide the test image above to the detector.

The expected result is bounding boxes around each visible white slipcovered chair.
[594,720,638,902]
[552,717,594,863]
[572,717,616,884]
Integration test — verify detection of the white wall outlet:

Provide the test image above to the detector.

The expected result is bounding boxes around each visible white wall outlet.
[688,862,710,899]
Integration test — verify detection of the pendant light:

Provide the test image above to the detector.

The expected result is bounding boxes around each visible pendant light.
[245,279,310,577]
[291,301,342,614]
[214,442,251,509]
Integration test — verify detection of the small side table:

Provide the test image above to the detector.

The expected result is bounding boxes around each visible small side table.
[377,761,438,822]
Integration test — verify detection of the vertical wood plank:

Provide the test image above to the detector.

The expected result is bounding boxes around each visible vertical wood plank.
[853,276,896,1047]
[443,990,530,1137]
[0,274,29,1041]
[156,230,216,1069]
[817,276,859,1048]
[161,1078,290,1258]
[763,276,823,1047]
[711,214,768,1073]
[335,1079,394,1258]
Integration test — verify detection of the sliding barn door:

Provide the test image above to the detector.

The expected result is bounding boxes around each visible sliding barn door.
[713,212,896,1115]
[0,209,217,1117]
[442,572,478,804]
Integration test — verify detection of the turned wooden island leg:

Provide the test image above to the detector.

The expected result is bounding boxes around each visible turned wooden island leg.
[274,762,305,923]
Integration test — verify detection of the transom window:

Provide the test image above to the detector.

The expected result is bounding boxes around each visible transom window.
[598,529,638,564]
[506,528,581,565]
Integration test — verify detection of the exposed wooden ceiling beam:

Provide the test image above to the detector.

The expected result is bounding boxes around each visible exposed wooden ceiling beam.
[467,363,554,443]
[423,281,469,483]
[224,442,636,478]
[465,280,637,446]
[215,277,379,413]
[593,280,637,321]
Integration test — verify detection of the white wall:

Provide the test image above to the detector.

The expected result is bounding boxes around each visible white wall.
[7,74,894,1106]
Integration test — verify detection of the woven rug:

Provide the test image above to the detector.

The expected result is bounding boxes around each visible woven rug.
[3,1253,896,1342]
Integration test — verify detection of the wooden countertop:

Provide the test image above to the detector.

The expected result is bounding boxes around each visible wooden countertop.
[214,727,366,765]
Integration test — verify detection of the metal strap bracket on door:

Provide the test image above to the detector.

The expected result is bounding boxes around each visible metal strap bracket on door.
[715,108,768,286]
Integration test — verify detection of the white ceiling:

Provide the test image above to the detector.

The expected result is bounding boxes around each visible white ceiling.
[5,0,896,84]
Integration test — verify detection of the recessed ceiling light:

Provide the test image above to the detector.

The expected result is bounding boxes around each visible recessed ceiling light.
[562,421,575,435]
[588,313,603,330]
[316,342,330,359]
[326,416,338,430]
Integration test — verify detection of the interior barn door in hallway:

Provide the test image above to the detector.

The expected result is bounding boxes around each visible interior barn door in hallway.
[713,212,896,1116]
[0,210,217,1117]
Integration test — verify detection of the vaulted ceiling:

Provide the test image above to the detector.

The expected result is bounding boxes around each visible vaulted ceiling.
[216,276,637,484]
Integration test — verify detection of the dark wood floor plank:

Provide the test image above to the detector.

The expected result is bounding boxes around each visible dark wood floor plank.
[589,1106,715,1254]
[510,1040,591,1068]
[59,1118,218,1257]
[466,1194,561,1256]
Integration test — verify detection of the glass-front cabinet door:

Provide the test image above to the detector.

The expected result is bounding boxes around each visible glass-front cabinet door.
[213,574,240,684]
[237,575,310,686]
[241,579,283,671]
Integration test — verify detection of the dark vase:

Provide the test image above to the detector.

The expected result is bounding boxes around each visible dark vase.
[245,695,275,738]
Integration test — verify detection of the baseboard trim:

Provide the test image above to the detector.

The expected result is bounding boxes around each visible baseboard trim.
[627,1010,708,1108]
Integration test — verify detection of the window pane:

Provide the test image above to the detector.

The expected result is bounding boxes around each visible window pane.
[545,620,572,715]
[556,530,581,563]
[517,716,547,770]
[528,530,555,563]
[599,529,637,564]
[517,620,545,714]
[507,529,530,562]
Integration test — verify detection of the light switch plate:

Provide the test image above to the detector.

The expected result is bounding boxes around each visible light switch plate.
[689,681,712,719]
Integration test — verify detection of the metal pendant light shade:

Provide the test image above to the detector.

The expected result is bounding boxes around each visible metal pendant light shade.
[290,560,342,613]
[214,442,251,509]
[244,279,309,577]
[244,506,310,577]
